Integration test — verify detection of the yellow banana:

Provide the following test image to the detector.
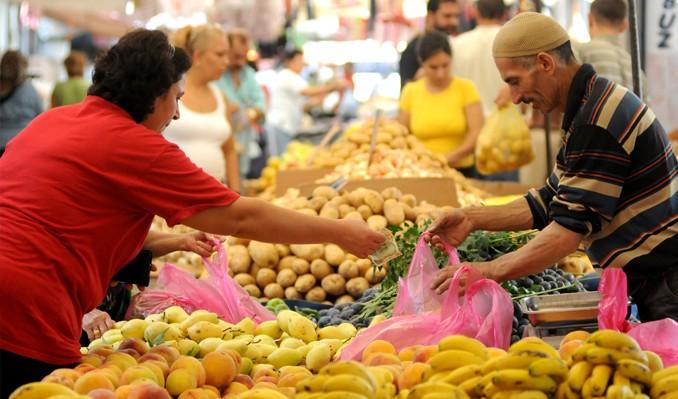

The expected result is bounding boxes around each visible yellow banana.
[297,375,330,393]
[483,356,503,374]
[426,371,451,383]
[606,384,635,399]
[408,381,464,399]
[617,359,652,386]
[238,388,289,399]
[651,375,678,399]
[483,382,501,398]
[369,366,394,386]
[588,330,641,353]
[510,390,551,399]
[558,381,583,399]
[657,393,678,399]
[582,378,595,399]
[590,365,614,396]
[529,358,569,382]
[569,361,595,392]
[645,351,664,373]
[428,350,485,371]
[586,347,648,366]
[438,335,489,360]
[313,391,368,399]
[323,374,376,397]
[492,369,558,393]
[294,394,325,399]
[653,366,678,386]
[572,344,598,363]
[423,392,467,399]
[458,375,483,396]
[439,364,483,386]
[614,371,632,386]
[9,383,77,399]
[630,382,643,394]
[320,361,378,392]
[509,340,560,359]
[633,395,650,399]
[496,351,550,371]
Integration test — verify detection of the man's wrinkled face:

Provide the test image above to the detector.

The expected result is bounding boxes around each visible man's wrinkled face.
[433,2,461,35]
[495,56,558,113]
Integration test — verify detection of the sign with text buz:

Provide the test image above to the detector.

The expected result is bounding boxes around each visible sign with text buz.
[645,0,678,132]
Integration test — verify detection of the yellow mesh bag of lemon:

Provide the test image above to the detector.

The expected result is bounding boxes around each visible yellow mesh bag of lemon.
[475,104,534,175]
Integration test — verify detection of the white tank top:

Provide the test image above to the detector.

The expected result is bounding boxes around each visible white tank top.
[164,84,232,180]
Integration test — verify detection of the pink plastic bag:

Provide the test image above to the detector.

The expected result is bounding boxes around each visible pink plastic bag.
[597,268,678,366]
[340,264,513,360]
[392,237,459,316]
[135,241,274,323]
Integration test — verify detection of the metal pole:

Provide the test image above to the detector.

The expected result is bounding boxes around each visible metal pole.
[628,0,643,99]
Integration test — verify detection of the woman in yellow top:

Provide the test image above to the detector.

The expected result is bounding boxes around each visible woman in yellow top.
[398,30,484,176]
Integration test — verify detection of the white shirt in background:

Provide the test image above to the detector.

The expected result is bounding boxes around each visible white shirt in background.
[452,25,504,116]
[163,84,232,181]
[266,68,309,135]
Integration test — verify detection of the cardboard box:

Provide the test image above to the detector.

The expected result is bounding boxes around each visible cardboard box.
[275,168,333,196]
[297,177,460,207]
[468,179,535,197]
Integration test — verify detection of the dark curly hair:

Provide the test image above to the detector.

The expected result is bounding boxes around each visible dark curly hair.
[88,29,191,123]
[417,30,452,63]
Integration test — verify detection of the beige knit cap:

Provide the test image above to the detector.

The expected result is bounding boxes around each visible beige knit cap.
[493,12,569,58]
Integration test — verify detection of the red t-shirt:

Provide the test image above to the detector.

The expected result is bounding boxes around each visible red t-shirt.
[0,96,239,364]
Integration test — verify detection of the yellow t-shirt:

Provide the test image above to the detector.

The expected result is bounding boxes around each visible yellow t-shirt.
[400,77,481,168]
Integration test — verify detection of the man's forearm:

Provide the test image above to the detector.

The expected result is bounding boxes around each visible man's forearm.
[487,221,583,281]
[464,197,534,232]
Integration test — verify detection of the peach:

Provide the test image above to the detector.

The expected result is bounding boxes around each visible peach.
[171,355,207,386]
[74,363,97,375]
[120,365,159,385]
[149,345,180,365]
[216,348,242,370]
[250,365,278,381]
[140,361,166,386]
[203,351,237,389]
[90,346,116,358]
[117,349,141,359]
[254,375,278,385]
[398,345,423,362]
[114,384,133,399]
[74,371,116,394]
[118,339,150,356]
[364,352,402,367]
[413,345,439,363]
[397,362,430,390]
[104,352,137,372]
[143,360,170,378]
[252,381,277,390]
[232,374,254,389]
[49,368,82,383]
[558,339,583,362]
[41,374,75,389]
[166,368,198,396]
[127,383,171,399]
[177,388,211,399]
[561,330,590,346]
[202,385,221,398]
[362,340,397,362]
[224,381,249,395]
[96,366,122,387]
[82,354,105,367]
[137,353,167,364]
[277,371,311,389]
[88,388,117,399]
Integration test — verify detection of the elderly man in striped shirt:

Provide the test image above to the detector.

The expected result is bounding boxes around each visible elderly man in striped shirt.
[429,12,678,322]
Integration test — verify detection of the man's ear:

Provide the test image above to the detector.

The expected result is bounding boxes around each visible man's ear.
[536,52,557,74]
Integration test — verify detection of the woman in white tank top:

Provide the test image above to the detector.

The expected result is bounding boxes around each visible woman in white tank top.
[165,24,240,192]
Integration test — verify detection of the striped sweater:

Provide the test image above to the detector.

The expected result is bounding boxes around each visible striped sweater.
[525,64,678,278]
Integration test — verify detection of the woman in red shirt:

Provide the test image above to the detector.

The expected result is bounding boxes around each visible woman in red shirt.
[0,29,384,396]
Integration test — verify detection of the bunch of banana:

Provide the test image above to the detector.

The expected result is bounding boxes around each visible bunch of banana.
[478,338,565,399]
[407,381,470,399]
[295,360,384,399]
[563,330,658,399]
[650,365,678,399]
[424,335,489,389]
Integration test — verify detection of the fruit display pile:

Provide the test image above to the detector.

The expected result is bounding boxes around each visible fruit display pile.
[11,306,674,399]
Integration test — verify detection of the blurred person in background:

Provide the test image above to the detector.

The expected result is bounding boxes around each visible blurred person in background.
[398,31,484,177]
[165,24,241,192]
[399,0,461,87]
[51,51,90,108]
[216,29,266,180]
[266,49,348,156]
[0,50,43,157]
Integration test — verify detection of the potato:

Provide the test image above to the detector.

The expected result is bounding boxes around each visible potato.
[278,256,297,271]
[343,211,364,221]
[264,283,284,299]
[329,196,347,207]
[365,266,386,284]
[384,200,405,226]
[347,189,366,208]
[291,197,310,210]
[338,204,355,218]
[276,244,290,258]
[356,204,373,220]
[291,258,310,275]
[227,236,250,246]
[367,215,388,231]
[324,244,345,266]
[248,241,279,268]
[244,284,261,298]
[401,202,417,221]
[346,254,359,261]
[401,194,417,208]
[346,277,370,298]
[228,245,251,274]
[335,295,354,305]
[306,287,327,302]
[234,273,255,287]
[294,274,317,293]
[285,287,303,300]
[308,196,328,212]
[297,208,318,217]
[391,136,407,149]
[276,269,297,288]
[290,244,324,261]
[321,274,346,296]
[313,186,338,200]
[381,187,402,201]
[364,190,384,214]
[319,204,339,219]
[338,260,359,280]
[310,259,332,280]
[256,268,277,288]
[249,264,261,279]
